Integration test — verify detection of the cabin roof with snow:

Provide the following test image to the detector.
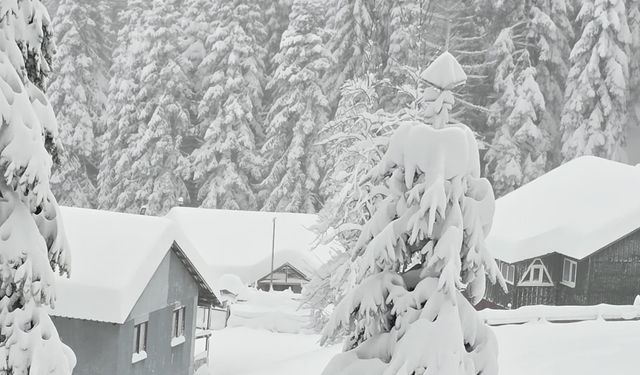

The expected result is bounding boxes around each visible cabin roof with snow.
[51,207,218,324]
[166,207,338,285]
[487,156,640,264]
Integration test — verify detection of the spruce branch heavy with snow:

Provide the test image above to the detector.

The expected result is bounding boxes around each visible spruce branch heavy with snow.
[258,0,332,213]
[320,52,504,375]
[561,0,631,161]
[0,1,74,373]
[47,0,110,208]
[188,0,267,210]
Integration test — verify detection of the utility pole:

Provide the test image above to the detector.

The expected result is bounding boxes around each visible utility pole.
[269,217,276,291]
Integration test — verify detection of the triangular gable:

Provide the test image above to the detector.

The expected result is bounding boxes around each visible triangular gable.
[256,262,310,283]
[171,242,220,307]
[518,258,553,287]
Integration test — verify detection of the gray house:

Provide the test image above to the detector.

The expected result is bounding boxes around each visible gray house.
[51,207,219,375]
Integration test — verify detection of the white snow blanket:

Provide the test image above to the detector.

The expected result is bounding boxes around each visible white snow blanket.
[488,156,640,263]
[166,208,339,286]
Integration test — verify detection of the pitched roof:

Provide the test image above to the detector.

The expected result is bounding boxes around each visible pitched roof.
[487,156,640,263]
[166,207,338,286]
[51,207,218,324]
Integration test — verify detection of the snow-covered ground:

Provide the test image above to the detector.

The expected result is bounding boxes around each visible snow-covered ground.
[207,290,640,375]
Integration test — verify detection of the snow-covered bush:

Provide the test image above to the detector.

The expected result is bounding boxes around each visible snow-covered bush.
[320,52,504,375]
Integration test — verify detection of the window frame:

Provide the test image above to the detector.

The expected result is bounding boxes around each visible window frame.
[500,262,515,285]
[132,320,148,363]
[171,306,186,347]
[561,258,578,288]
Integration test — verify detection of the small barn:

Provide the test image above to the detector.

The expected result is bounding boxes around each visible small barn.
[167,208,337,294]
[51,207,219,375]
[483,156,640,309]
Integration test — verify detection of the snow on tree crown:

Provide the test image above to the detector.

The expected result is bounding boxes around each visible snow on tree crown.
[420,51,467,90]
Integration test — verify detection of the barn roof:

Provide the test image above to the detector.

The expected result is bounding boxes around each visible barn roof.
[487,156,640,263]
[166,207,339,287]
[51,207,218,324]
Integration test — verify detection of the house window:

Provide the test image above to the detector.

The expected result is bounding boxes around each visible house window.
[518,258,553,286]
[171,306,186,347]
[500,262,515,284]
[132,321,148,363]
[562,258,577,287]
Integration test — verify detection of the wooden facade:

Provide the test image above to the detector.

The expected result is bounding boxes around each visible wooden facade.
[255,262,309,293]
[484,228,640,309]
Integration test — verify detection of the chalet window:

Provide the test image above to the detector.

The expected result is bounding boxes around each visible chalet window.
[561,258,577,287]
[171,306,186,347]
[132,321,148,363]
[500,262,515,284]
[518,258,553,286]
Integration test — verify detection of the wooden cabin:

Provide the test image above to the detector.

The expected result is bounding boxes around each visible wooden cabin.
[483,157,640,309]
[255,262,310,293]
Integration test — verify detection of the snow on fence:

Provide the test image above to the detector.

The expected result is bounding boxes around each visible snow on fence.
[479,302,640,326]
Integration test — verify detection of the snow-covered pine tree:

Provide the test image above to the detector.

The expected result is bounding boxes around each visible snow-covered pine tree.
[627,0,640,130]
[102,0,190,215]
[561,0,631,161]
[189,0,267,210]
[48,0,111,207]
[528,0,574,166]
[323,0,382,103]
[303,77,396,329]
[258,0,332,213]
[263,0,292,74]
[484,28,549,196]
[0,0,74,373]
[320,52,504,375]
[97,0,150,211]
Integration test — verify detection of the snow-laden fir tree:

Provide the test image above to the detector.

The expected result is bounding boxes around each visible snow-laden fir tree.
[561,0,631,161]
[47,0,111,207]
[0,0,75,373]
[303,77,393,329]
[102,0,190,215]
[263,0,292,74]
[258,0,332,213]
[97,0,150,212]
[189,0,267,210]
[320,52,504,375]
[323,0,382,103]
[528,0,574,166]
[484,29,549,196]
[627,0,640,130]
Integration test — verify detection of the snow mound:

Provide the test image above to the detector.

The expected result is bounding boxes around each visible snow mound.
[480,303,640,325]
[217,274,247,296]
[227,289,312,334]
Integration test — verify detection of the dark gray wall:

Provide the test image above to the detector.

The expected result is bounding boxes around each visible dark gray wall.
[52,317,120,375]
[54,247,200,375]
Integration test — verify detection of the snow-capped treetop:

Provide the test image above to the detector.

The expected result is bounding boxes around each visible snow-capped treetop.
[420,51,468,90]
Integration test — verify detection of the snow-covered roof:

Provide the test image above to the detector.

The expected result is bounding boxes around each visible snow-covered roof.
[51,207,217,324]
[166,208,339,287]
[487,156,640,263]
